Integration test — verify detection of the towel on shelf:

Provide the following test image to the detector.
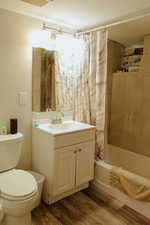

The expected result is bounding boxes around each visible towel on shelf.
[110,166,150,202]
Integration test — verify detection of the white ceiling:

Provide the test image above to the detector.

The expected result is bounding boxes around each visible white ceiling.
[1,0,150,31]
[109,15,150,46]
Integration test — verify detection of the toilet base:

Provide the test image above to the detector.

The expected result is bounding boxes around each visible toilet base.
[3,212,32,225]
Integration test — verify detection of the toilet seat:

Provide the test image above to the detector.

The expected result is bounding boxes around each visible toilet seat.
[0,169,37,201]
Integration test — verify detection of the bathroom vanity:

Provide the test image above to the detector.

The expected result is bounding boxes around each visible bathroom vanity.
[32,121,95,204]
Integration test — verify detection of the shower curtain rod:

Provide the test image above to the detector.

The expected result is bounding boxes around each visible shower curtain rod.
[77,12,150,35]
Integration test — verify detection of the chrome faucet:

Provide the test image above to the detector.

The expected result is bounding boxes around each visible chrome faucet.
[51,111,64,124]
[60,111,64,118]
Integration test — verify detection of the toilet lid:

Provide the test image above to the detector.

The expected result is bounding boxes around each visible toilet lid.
[0,169,37,200]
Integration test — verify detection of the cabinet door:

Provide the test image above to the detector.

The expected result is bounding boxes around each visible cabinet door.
[76,141,95,187]
[53,147,76,196]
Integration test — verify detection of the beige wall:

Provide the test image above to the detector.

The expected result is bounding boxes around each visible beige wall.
[0,8,42,169]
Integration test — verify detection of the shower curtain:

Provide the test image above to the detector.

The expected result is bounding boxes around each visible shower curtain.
[56,30,108,159]
[88,30,108,159]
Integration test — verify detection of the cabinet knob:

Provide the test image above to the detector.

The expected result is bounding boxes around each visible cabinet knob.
[74,150,77,154]
[78,149,82,152]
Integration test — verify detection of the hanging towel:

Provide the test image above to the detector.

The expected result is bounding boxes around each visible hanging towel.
[110,166,150,202]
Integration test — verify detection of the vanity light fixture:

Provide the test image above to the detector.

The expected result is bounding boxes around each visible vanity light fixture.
[42,23,75,36]
[43,23,60,40]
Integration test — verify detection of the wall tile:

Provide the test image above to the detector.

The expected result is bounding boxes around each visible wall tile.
[144,35,150,55]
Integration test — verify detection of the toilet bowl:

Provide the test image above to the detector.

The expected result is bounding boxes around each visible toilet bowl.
[0,169,38,225]
[0,132,38,225]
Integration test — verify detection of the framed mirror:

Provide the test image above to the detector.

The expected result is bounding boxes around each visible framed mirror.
[32,48,56,112]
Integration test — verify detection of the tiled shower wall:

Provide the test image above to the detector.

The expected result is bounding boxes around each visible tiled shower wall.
[109,35,150,158]
[106,40,125,139]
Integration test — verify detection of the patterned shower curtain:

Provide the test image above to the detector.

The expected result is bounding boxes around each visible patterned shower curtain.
[56,30,108,159]
[91,30,108,160]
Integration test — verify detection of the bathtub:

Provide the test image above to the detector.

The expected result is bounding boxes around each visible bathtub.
[93,144,150,219]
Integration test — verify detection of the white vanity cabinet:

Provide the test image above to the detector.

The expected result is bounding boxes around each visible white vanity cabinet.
[32,122,95,204]
[53,141,95,196]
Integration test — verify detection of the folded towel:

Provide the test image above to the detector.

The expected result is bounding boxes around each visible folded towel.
[110,166,150,202]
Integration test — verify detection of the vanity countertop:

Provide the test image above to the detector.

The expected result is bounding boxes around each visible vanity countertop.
[36,120,95,136]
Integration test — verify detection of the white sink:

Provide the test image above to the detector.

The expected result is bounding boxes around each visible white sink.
[49,122,74,130]
[38,120,95,135]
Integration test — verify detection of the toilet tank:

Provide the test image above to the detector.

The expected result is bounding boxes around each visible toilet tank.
[0,133,24,172]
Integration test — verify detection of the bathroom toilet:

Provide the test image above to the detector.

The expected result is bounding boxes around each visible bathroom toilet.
[0,133,38,225]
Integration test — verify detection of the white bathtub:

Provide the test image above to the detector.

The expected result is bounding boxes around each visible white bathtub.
[93,145,150,219]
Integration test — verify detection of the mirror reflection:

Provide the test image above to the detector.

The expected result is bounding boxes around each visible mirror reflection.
[32,48,56,112]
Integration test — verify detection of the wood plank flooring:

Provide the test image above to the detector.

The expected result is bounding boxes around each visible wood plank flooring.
[32,190,150,225]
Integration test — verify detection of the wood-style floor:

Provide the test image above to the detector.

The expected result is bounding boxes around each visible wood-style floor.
[32,190,150,225]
